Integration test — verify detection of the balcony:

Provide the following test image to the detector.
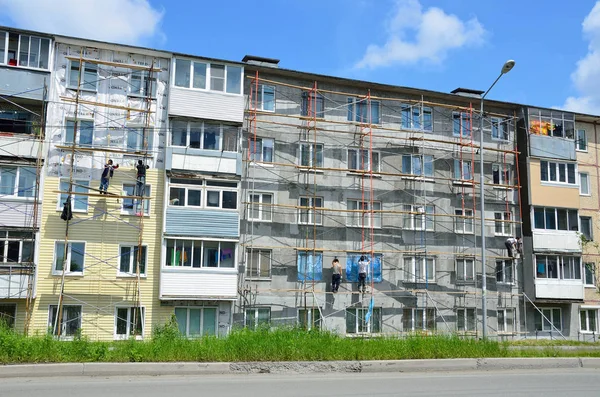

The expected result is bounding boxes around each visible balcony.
[0,135,44,159]
[0,265,32,299]
[532,230,581,253]
[165,208,239,238]
[535,279,583,301]
[165,147,241,176]
[530,134,575,161]
[160,268,237,300]
[169,87,244,123]
[0,65,49,101]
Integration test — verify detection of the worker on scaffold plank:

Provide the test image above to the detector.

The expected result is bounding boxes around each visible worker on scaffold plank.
[99,159,118,194]
[332,257,342,293]
[358,254,370,294]
[135,159,149,197]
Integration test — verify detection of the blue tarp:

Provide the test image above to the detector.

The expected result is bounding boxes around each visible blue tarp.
[345,254,382,282]
[297,253,323,281]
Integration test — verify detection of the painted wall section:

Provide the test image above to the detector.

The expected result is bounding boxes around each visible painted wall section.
[169,87,244,123]
[529,159,580,207]
[165,208,239,238]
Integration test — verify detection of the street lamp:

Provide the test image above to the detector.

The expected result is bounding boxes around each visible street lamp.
[480,60,515,339]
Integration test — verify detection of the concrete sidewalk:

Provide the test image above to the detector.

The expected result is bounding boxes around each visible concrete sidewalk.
[1,358,600,378]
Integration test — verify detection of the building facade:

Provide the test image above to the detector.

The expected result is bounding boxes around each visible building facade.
[238,58,522,337]
[0,27,50,332]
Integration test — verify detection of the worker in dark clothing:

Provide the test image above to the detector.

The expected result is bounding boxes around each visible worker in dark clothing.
[135,160,149,197]
[99,159,118,194]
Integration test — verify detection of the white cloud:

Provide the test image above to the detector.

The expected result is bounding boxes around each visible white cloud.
[560,1,600,115]
[355,0,485,69]
[0,0,164,46]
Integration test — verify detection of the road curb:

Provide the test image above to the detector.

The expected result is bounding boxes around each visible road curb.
[1,358,599,378]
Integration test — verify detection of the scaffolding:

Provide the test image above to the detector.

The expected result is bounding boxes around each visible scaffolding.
[240,71,524,337]
[48,47,158,338]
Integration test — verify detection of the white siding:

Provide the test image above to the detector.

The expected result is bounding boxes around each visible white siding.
[533,230,581,253]
[160,269,237,300]
[169,87,244,123]
[535,279,584,300]
[0,201,41,228]
[170,152,238,174]
[0,136,44,159]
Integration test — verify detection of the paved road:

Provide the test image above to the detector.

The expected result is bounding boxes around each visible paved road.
[1,369,599,397]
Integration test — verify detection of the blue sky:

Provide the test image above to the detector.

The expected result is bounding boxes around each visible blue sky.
[2,0,600,114]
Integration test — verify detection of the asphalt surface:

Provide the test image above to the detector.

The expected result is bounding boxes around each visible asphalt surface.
[1,369,599,397]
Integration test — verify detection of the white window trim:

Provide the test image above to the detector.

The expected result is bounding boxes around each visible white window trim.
[403,307,436,332]
[247,192,273,222]
[169,120,239,152]
[172,59,243,95]
[456,257,475,283]
[453,158,473,182]
[579,309,598,333]
[0,164,37,201]
[56,178,90,213]
[251,84,275,112]
[0,231,34,265]
[347,148,381,173]
[347,98,381,125]
[47,304,82,339]
[346,199,382,229]
[579,172,591,196]
[534,255,582,280]
[346,307,381,334]
[403,256,436,283]
[580,216,593,241]
[245,307,271,330]
[490,117,510,141]
[584,262,597,288]
[452,112,472,137]
[67,60,99,92]
[456,307,476,333]
[496,259,514,285]
[298,307,322,331]
[124,124,154,152]
[245,248,272,279]
[532,207,580,231]
[492,163,511,187]
[402,204,435,231]
[121,183,152,216]
[299,142,324,168]
[536,307,562,332]
[494,211,512,237]
[454,208,474,234]
[175,306,218,337]
[540,160,578,187]
[114,306,145,340]
[400,103,433,131]
[497,308,516,335]
[298,196,324,225]
[52,240,86,276]
[117,244,148,277]
[248,137,274,165]
[576,129,588,152]
[169,180,238,211]
[0,31,52,71]
[163,237,238,270]
[63,118,95,146]
[401,154,434,179]
[128,70,156,98]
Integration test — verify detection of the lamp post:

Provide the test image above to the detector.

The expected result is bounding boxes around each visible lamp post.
[480,60,515,339]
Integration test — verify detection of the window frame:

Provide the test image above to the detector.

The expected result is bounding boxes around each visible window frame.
[403,256,436,283]
[346,307,381,334]
[52,241,86,276]
[248,192,273,222]
[533,207,579,231]
[456,307,476,333]
[48,304,82,338]
[495,259,514,284]
[168,179,238,211]
[347,97,381,124]
[401,154,434,178]
[174,306,218,337]
[576,129,587,152]
[535,255,581,280]
[128,70,157,98]
[250,84,275,112]
[492,163,511,186]
[297,251,324,282]
[0,31,51,70]
[0,303,16,329]
[497,308,516,334]
[0,164,37,199]
[169,119,239,152]
[454,208,474,234]
[299,142,324,168]
[403,307,436,332]
[534,307,562,332]
[117,244,148,277]
[347,199,382,229]
[246,248,272,279]
[57,179,89,213]
[348,148,381,173]
[579,172,590,196]
[114,306,145,340]
[172,58,242,94]
[453,158,473,181]
[539,160,577,186]
[164,238,237,269]
[402,204,435,231]
[301,91,325,118]
[494,211,512,236]
[298,307,322,331]
[298,196,324,225]
[122,183,151,216]
[0,230,35,265]
[456,257,475,283]
[580,216,593,241]
[490,117,510,141]
[68,61,99,92]
[248,137,274,163]
[64,118,95,147]
[580,309,598,333]
[584,263,596,287]
[245,307,271,330]
[0,110,33,134]
[401,103,433,131]
[452,112,472,137]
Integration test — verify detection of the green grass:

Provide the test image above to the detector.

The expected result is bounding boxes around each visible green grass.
[2,322,600,364]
